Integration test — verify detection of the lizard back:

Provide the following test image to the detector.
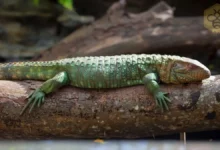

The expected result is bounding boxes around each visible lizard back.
[63,54,162,88]
[0,54,165,88]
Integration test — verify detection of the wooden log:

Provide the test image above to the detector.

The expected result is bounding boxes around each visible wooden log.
[38,1,220,61]
[0,75,219,139]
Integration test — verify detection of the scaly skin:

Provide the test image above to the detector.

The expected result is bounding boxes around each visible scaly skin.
[0,54,211,114]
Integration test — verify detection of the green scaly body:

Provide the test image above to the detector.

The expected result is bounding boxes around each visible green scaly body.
[0,54,165,88]
[0,54,211,114]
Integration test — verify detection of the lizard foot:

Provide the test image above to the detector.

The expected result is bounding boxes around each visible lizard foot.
[154,92,171,112]
[20,89,45,115]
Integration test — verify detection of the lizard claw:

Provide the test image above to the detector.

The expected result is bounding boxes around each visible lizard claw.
[20,89,45,115]
[154,92,171,112]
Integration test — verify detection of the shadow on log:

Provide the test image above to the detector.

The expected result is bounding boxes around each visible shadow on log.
[38,1,220,61]
[0,75,219,139]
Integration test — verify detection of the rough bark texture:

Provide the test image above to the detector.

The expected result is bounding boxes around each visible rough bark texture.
[0,75,219,139]
[38,1,220,61]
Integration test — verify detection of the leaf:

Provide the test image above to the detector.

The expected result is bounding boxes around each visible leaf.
[33,0,40,6]
[58,0,74,10]
[94,139,105,144]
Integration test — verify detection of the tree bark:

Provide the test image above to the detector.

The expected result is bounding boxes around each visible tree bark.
[38,1,220,61]
[0,75,219,139]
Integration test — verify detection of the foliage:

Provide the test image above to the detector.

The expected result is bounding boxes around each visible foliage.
[58,0,74,10]
[33,0,40,5]
[32,0,74,10]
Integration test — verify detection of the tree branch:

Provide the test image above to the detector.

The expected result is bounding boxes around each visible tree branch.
[38,1,220,60]
[0,75,219,139]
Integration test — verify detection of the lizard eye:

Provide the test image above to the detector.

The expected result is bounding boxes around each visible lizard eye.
[173,62,182,68]
[173,62,187,73]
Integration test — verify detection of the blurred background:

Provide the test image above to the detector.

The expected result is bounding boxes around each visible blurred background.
[0,0,220,149]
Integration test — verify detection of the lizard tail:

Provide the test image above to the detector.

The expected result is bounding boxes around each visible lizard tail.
[0,61,61,81]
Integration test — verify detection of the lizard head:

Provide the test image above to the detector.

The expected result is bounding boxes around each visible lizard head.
[160,56,211,84]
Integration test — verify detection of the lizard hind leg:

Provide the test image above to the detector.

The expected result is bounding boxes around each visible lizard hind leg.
[20,71,69,115]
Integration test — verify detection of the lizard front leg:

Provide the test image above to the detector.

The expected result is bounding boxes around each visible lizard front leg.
[20,71,69,115]
[142,73,171,111]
